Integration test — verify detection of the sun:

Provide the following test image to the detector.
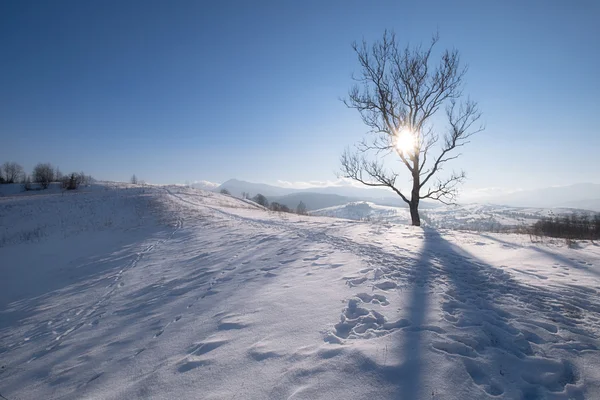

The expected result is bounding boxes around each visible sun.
[393,128,417,155]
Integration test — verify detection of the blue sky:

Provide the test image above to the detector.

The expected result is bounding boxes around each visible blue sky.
[1,0,598,195]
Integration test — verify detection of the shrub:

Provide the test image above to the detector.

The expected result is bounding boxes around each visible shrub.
[32,163,55,189]
[252,193,269,208]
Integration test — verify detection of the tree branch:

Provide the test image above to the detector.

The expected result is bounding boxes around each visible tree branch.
[340,149,410,204]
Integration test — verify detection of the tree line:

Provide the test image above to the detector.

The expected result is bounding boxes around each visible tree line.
[531,214,600,240]
[219,189,308,215]
[0,161,93,191]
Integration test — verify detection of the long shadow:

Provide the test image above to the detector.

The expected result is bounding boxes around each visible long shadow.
[419,229,594,399]
[391,229,437,399]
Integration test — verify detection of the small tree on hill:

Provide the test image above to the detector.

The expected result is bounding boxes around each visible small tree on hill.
[130,174,138,184]
[252,193,269,208]
[220,188,231,195]
[296,201,307,215]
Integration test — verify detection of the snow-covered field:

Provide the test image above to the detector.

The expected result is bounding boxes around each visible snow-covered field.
[1,184,600,399]
[311,201,596,231]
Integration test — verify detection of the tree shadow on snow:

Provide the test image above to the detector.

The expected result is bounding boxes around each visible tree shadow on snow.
[394,229,598,400]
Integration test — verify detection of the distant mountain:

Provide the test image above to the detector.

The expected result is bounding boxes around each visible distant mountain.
[485,183,600,211]
[217,179,400,198]
[270,193,357,211]
[311,201,411,223]
[217,179,295,197]
[215,178,444,210]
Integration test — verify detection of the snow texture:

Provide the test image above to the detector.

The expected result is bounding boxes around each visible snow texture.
[1,184,599,399]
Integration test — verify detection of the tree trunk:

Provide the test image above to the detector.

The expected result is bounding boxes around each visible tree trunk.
[409,201,420,226]
[410,168,421,226]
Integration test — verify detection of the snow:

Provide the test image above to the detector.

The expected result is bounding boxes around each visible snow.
[312,200,596,232]
[1,184,600,399]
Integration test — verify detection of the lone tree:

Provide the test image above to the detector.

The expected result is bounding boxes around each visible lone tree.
[340,32,483,226]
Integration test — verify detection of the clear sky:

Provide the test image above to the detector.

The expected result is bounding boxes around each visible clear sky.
[1,0,598,195]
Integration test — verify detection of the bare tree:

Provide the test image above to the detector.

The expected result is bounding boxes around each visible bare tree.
[130,174,138,184]
[340,31,483,226]
[32,163,55,189]
[2,162,24,184]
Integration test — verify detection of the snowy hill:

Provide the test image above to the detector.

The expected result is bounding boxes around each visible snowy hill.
[1,184,600,399]
[312,201,598,231]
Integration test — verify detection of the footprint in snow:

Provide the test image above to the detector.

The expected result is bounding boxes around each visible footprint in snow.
[463,359,504,396]
[218,315,250,330]
[374,281,397,290]
[325,298,410,343]
[177,359,212,373]
[187,339,228,356]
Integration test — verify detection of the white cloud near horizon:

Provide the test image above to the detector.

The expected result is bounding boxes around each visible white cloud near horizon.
[190,180,220,189]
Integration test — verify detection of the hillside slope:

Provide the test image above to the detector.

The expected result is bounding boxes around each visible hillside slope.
[1,184,600,399]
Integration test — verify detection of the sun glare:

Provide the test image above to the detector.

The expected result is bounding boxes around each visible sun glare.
[394,128,417,155]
